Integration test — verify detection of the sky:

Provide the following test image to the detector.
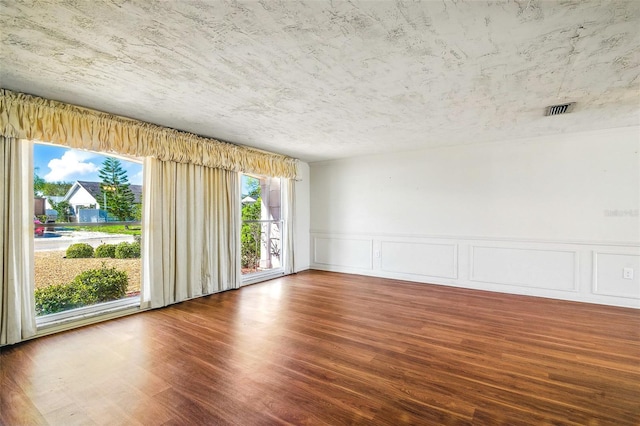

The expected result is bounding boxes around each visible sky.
[34,143,256,194]
[34,143,143,185]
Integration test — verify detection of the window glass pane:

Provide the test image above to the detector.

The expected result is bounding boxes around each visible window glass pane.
[241,174,283,275]
[33,143,143,318]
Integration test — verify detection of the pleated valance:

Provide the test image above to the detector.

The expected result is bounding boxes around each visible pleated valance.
[0,88,298,178]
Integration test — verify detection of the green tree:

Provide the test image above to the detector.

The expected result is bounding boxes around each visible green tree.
[244,176,260,199]
[98,158,135,221]
[133,194,143,222]
[34,168,45,197]
[42,181,72,196]
[49,199,71,222]
[241,176,262,270]
[34,167,72,198]
[241,196,261,270]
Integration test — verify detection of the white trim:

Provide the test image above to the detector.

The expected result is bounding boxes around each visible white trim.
[241,268,285,286]
[36,296,141,327]
[34,300,143,339]
[313,236,373,269]
[310,230,639,248]
[468,245,579,292]
[592,250,640,299]
[379,240,458,279]
[310,263,640,309]
[310,231,640,309]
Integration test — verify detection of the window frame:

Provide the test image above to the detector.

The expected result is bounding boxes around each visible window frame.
[32,141,145,329]
[240,173,287,286]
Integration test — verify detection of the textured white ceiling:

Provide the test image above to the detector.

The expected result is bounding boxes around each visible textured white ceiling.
[1,0,639,162]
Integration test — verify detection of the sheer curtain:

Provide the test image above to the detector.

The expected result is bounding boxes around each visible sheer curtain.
[0,137,36,345]
[142,158,240,309]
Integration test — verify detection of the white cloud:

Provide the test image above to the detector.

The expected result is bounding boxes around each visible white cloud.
[44,150,99,181]
[130,170,143,185]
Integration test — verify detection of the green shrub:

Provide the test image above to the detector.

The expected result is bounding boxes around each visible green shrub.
[34,266,128,316]
[115,241,141,259]
[71,266,128,303]
[95,243,117,258]
[66,243,94,258]
[35,283,82,316]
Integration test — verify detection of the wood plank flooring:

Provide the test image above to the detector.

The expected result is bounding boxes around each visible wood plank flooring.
[1,270,639,425]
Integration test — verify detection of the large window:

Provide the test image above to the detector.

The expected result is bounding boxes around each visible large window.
[33,143,143,323]
[241,174,284,281]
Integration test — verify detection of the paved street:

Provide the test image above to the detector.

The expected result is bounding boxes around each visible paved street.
[34,230,135,252]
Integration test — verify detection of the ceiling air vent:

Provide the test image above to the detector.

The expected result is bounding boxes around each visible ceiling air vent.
[544,102,576,116]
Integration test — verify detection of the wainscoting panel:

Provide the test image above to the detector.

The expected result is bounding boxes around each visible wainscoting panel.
[380,241,457,279]
[470,246,578,291]
[313,237,372,270]
[593,252,640,299]
[309,232,640,308]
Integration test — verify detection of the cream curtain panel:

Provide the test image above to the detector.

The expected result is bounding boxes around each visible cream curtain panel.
[0,89,298,179]
[283,179,295,275]
[142,158,240,309]
[0,136,36,345]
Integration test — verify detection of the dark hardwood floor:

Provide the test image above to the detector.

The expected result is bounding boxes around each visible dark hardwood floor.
[2,270,639,425]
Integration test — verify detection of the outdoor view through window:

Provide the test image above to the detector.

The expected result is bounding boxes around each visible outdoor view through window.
[33,143,143,319]
[241,174,283,276]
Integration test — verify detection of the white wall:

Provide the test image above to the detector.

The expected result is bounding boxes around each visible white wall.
[294,161,311,272]
[310,127,640,308]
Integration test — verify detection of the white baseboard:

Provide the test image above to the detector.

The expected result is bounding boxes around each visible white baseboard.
[310,233,640,309]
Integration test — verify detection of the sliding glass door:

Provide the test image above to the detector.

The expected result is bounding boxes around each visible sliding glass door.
[240,174,284,282]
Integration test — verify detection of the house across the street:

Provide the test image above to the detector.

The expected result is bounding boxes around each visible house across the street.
[64,180,142,216]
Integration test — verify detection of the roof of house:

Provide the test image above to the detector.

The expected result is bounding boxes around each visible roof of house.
[69,181,142,204]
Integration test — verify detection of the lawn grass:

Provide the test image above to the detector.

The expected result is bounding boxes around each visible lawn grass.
[75,224,141,236]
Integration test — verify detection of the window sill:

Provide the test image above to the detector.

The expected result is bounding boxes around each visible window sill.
[241,268,285,286]
[36,296,144,338]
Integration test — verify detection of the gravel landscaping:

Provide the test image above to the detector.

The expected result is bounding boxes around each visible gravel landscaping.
[34,251,141,293]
